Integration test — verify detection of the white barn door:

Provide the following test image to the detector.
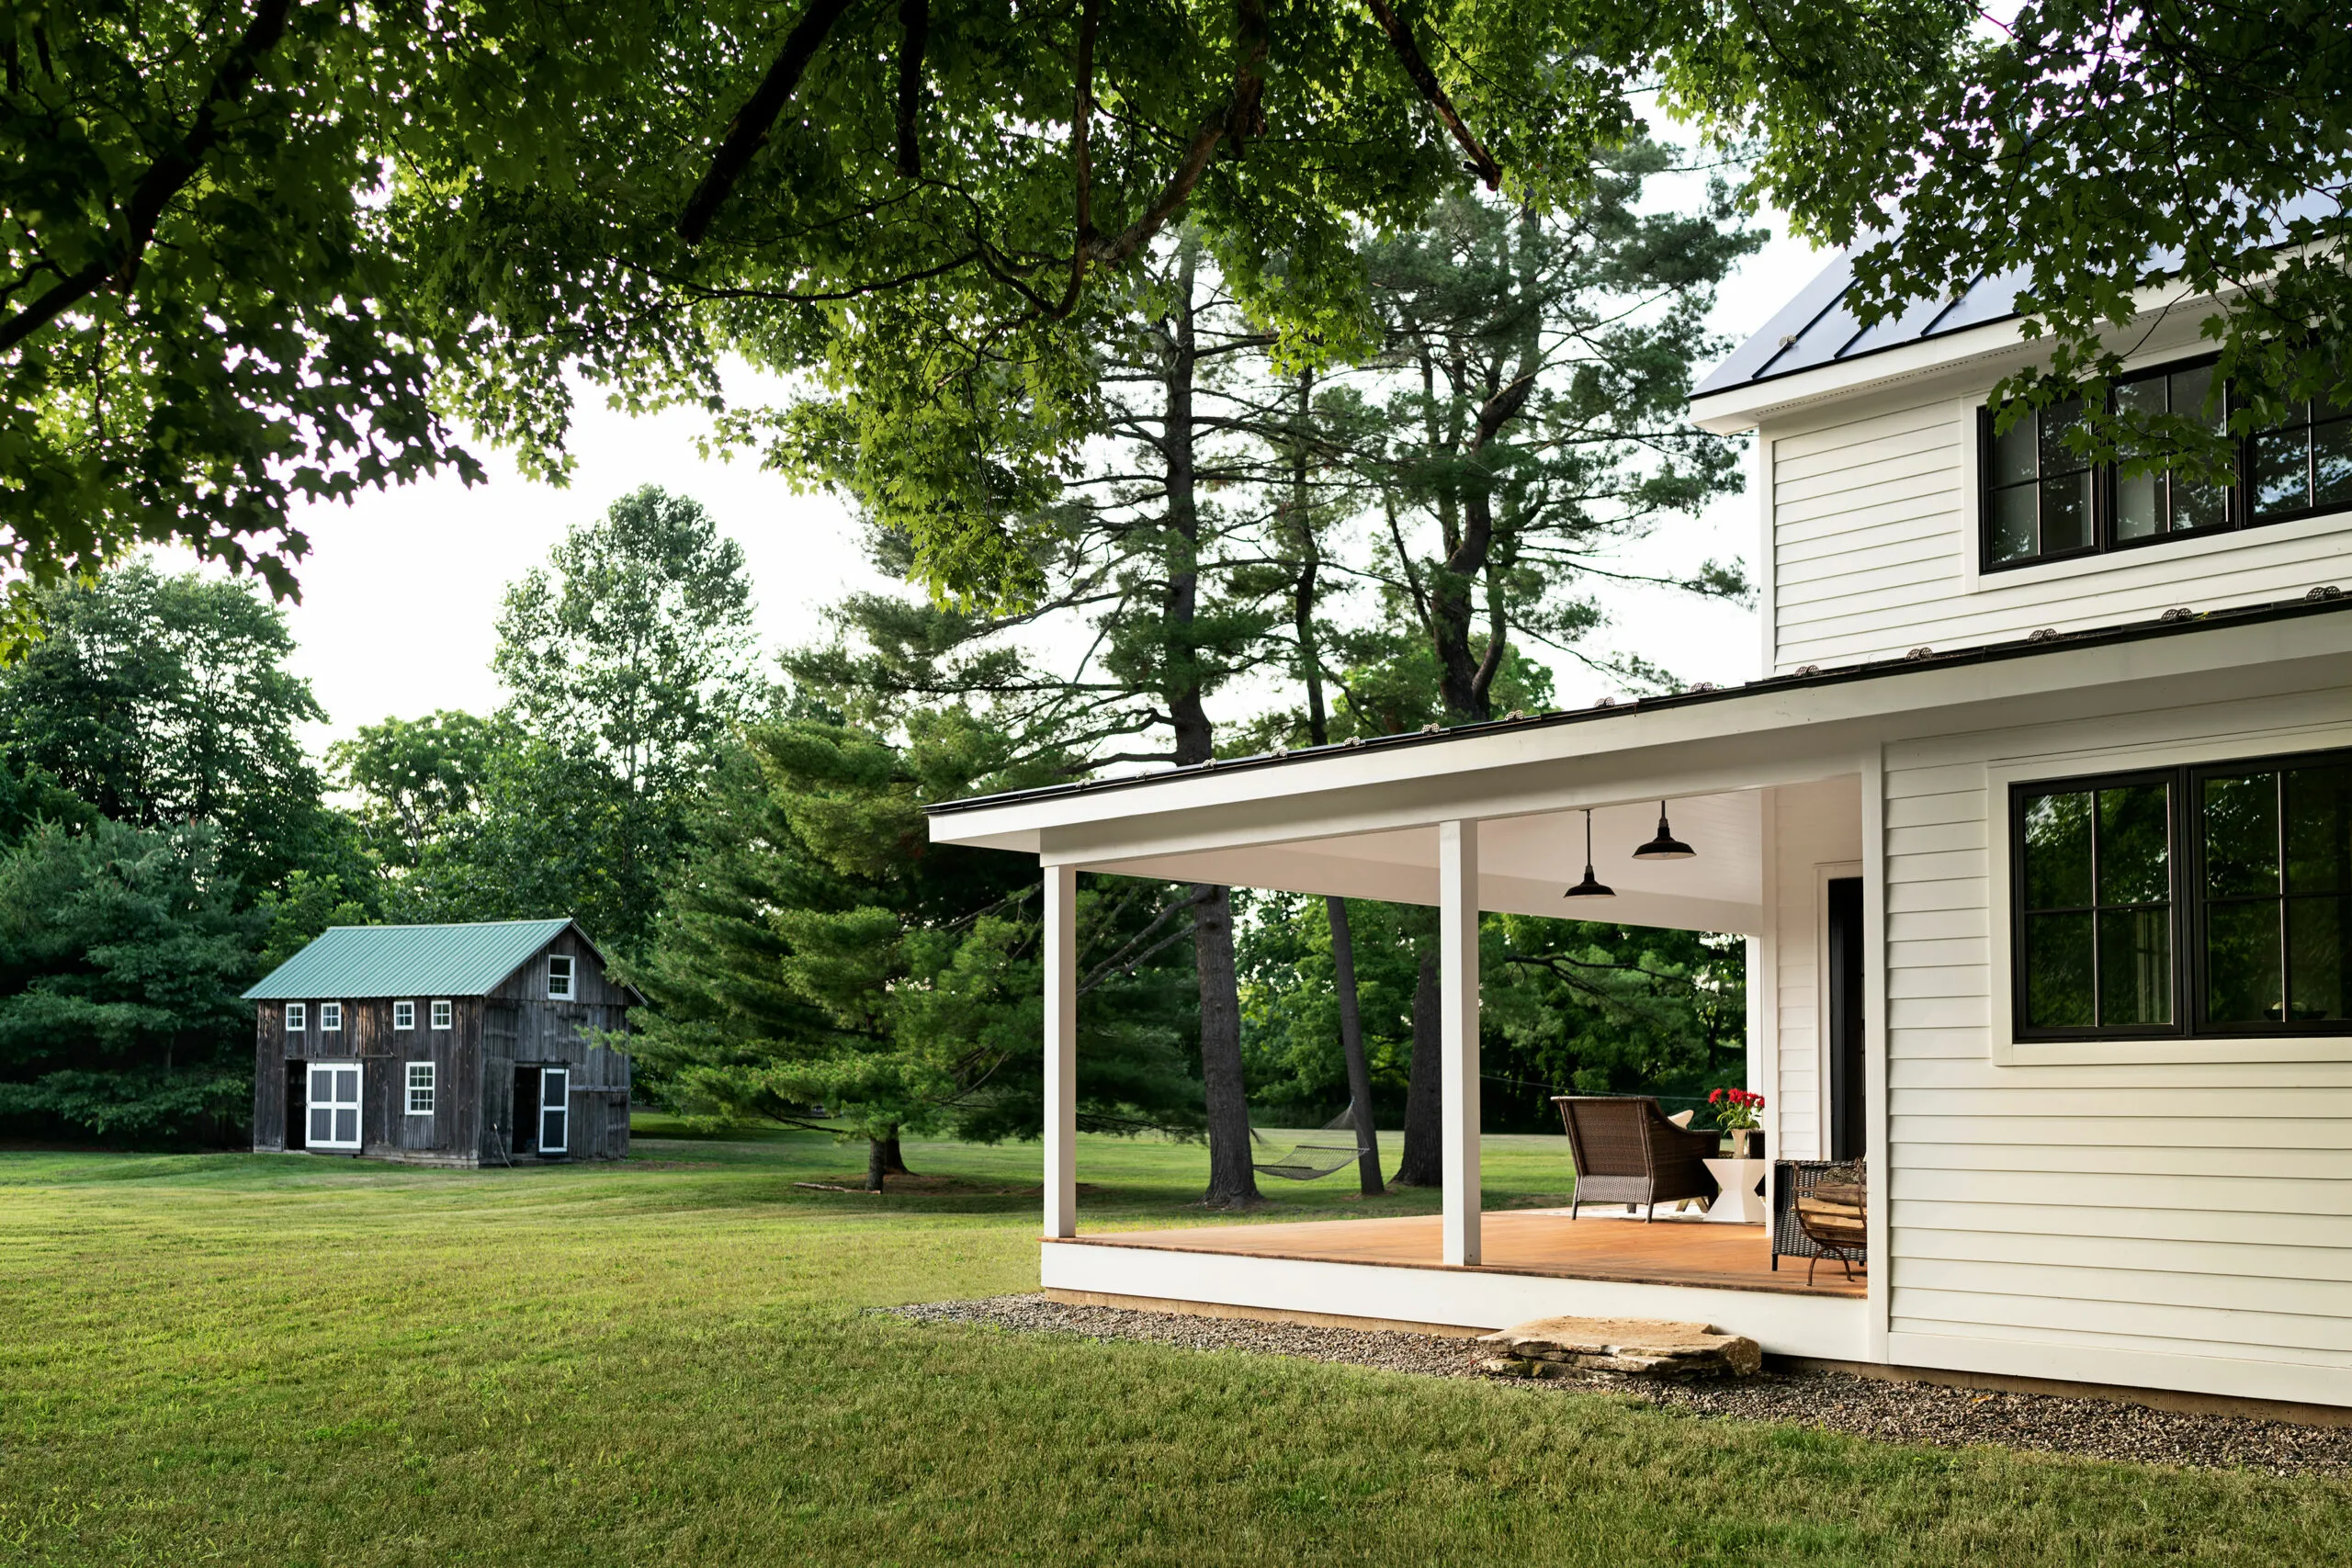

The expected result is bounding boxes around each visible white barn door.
[538,1067,570,1154]
[308,1064,362,1152]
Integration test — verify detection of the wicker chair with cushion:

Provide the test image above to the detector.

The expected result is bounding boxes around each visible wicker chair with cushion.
[1552,1096,1722,1221]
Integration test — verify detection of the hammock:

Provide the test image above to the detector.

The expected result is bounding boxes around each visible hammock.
[1250,1105,1375,1181]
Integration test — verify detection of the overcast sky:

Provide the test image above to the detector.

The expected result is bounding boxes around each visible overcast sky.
[169,207,1829,756]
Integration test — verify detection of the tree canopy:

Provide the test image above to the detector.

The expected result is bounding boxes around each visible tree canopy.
[3,0,1977,616]
[1720,0,2352,474]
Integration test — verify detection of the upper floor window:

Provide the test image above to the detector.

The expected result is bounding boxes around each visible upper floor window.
[320,1001,343,1033]
[431,999,453,1030]
[2012,746,2352,1037]
[547,953,575,999]
[1982,356,2349,571]
[286,1002,307,1032]
[406,1061,435,1116]
[393,999,414,1031]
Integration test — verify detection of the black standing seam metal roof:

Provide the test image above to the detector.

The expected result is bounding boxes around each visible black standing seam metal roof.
[1690,254,2030,401]
[924,590,2352,819]
[1692,192,2344,403]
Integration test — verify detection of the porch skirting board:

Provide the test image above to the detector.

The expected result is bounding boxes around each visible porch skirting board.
[1041,1241,1871,1360]
[1888,1330,2352,1413]
[1042,1288,1491,1339]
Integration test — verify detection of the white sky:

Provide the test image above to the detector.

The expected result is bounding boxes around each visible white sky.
[175,209,1830,756]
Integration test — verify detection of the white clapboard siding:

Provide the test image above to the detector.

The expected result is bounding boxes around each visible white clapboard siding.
[1894,1224,2352,1285]
[1767,398,2352,672]
[1766,774,1861,1160]
[1881,713,2352,1383]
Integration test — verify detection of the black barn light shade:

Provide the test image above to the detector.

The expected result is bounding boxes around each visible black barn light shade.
[1564,808,1615,899]
[1633,800,1696,862]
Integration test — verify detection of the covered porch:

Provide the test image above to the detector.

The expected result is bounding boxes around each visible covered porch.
[928,673,1892,1358]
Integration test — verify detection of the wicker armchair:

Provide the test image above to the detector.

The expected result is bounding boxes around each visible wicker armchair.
[1552,1096,1722,1221]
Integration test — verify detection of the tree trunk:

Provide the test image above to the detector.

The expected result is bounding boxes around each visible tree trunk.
[1394,948,1443,1187]
[865,1134,888,1192]
[1326,896,1383,1196]
[880,1128,911,1175]
[1156,243,1257,1210]
[1193,883,1260,1207]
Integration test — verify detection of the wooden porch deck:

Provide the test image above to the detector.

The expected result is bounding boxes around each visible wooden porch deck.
[1061,1210,1864,1299]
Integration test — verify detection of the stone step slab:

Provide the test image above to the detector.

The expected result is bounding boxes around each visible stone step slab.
[1476,1314,1763,1380]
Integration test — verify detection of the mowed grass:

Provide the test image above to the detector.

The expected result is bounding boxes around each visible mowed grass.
[2,1123,2346,1567]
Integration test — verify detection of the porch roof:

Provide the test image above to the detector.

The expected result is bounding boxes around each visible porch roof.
[928,592,2352,879]
[925,594,2352,931]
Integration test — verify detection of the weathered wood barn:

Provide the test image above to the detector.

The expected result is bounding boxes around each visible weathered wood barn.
[245,919,637,1166]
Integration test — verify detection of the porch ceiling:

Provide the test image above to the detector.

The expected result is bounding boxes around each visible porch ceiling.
[1089,790,1763,932]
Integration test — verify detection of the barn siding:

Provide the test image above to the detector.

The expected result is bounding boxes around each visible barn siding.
[1765,396,2352,675]
[1880,687,2352,1399]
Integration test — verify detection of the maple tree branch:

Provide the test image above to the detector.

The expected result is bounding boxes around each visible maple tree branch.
[680,0,858,243]
[1080,0,1270,269]
[1364,0,1501,190]
[0,0,295,355]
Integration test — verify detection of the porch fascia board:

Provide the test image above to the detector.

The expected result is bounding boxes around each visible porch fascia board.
[933,613,2352,861]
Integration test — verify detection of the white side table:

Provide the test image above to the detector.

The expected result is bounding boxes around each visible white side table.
[1702,1157,1769,1224]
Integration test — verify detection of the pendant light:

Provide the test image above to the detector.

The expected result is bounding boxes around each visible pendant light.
[1564,808,1615,899]
[1633,800,1696,862]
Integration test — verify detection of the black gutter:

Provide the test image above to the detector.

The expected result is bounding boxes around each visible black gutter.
[925,589,2352,817]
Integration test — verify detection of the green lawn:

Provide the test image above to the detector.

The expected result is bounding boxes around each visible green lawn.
[1,1123,2344,1567]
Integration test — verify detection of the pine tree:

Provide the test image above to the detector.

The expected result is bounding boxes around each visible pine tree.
[628,710,1204,1185]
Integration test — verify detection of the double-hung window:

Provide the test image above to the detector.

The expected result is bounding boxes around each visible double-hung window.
[406,1062,435,1115]
[547,954,574,999]
[393,999,414,1031]
[320,1001,343,1033]
[1983,356,2350,570]
[430,999,452,1030]
[286,1002,308,1032]
[2012,747,2352,1037]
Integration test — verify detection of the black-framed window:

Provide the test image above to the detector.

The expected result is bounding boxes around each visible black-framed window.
[1982,355,2350,571]
[2010,747,2352,1039]
[2017,775,2175,1032]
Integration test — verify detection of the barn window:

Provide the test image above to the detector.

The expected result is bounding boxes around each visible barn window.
[431,999,452,1030]
[321,1002,343,1032]
[406,1062,435,1115]
[286,1002,307,1032]
[393,999,414,1031]
[547,954,575,999]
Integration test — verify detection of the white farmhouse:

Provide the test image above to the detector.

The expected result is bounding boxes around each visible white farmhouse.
[927,255,2352,1416]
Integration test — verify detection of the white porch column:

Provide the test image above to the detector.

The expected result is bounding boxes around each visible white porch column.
[1043,863,1078,1238]
[1439,819,1481,1266]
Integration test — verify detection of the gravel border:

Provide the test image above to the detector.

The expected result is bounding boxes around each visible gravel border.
[885,1293,2352,1476]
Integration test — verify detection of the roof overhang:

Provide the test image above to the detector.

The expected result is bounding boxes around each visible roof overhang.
[928,598,2352,879]
[1690,276,2234,435]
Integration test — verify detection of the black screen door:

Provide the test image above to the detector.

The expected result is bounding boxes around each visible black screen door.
[1827,876,1867,1161]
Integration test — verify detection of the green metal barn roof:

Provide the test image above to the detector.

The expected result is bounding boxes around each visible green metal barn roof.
[243,919,585,1000]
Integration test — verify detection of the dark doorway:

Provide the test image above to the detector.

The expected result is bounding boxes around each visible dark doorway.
[1827,876,1867,1161]
[513,1065,540,1156]
[284,1060,307,1150]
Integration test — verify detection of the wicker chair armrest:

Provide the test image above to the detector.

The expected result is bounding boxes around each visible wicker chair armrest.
[1660,1124,1724,1158]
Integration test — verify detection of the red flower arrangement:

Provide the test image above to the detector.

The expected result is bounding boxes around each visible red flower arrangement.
[1709,1087,1765,1131]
